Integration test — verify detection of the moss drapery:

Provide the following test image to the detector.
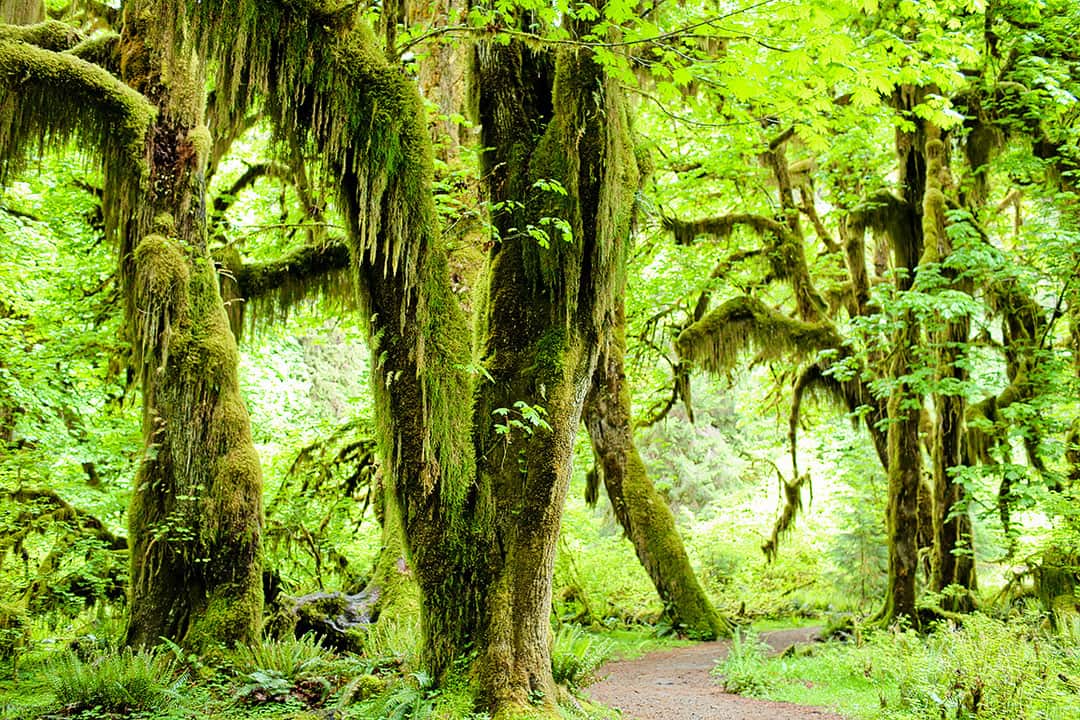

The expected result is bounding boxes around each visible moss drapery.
[0,2,266,648]
[146,1,638,713]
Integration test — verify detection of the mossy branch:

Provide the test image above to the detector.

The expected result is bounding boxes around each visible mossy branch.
[790,360,888,470]
[0,37,153,184]
[218,239,352,338]
[676,295,842,375]
[663,212,789,246]
[0,19,81,50]
[2,487,126,551]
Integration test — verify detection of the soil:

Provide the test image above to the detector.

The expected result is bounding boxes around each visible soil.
[587,627,845,720]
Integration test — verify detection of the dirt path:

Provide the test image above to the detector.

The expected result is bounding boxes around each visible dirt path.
[587,628,844,720]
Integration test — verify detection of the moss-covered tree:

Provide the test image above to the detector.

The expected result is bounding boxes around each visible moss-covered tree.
[0,0,265,649]
[145,0,639,712]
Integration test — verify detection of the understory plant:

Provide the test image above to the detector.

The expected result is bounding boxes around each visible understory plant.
[711,629,775,695]
[47,647,184,715]
[551,624,615,689]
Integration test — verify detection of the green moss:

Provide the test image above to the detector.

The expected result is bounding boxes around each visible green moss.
[186,124,211,162]
[0,37,153,186]
[0,19,80,50]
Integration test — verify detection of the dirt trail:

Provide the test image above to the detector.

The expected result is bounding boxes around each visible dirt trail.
[587,627,844,720]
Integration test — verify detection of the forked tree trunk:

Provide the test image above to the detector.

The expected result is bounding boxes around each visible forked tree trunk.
[584,305,732,639]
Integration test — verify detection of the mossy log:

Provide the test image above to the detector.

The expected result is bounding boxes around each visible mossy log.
[268,591,377,652]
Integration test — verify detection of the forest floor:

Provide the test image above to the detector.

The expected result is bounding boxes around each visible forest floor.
[588,627,845,720]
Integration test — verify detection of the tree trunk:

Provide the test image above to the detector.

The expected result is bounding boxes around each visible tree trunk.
[157,3,634,712]
[584,305,731,639]
[876,87,928,628]
[0,0,42,25]
[116,4,263,649]
[921,133,977,610]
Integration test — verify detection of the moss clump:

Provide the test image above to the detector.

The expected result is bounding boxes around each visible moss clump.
[0,19,80,51]
[131,233,189,367]
[186,124,211,162]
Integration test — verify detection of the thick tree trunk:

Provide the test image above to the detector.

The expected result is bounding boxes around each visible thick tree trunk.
[0,0,42,25]
[584,307,731,639]
[117,4,263,649]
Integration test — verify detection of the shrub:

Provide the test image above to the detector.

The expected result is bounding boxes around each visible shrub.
[232,633,333,705]
[712,629,775,695]
[233,632,331,682]
[873,614,1080,719]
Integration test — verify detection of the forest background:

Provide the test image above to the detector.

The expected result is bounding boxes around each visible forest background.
[0,0,1079,718]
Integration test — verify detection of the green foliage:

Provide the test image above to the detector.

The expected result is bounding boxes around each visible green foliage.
[233,633,331,685]
[550,625,614,690]
[711,630,776,696]
[730,614,1080,720]
[46,647,185,715]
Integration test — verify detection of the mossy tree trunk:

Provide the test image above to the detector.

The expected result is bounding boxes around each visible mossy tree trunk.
[584,304,731,639]
[922,135,977,610]
[115,4,263,649]
[462,37,637,710]
[150,2,635,712]
[0,2,264,650]
[876,88,929,628]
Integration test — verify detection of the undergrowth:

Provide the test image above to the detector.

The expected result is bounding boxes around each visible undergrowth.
[715,611,1080,720]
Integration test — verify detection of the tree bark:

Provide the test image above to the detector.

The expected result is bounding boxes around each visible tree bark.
[876,87,929,628]
[584,305,731,639]
[923,134,977,609]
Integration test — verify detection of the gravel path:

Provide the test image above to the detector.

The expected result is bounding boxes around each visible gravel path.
[587,628,845,720]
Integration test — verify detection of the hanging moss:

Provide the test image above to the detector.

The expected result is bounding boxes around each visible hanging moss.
[131,233,189,368]
[845,190,917,271]
[761,472,808,562]
[0,37,153,185]
[216,240,353,339]
[789,360,888,471]
[676,295,842,376]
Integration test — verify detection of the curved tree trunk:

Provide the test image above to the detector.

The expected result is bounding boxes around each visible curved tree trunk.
[116,3,263,649]
[584,305,732,639]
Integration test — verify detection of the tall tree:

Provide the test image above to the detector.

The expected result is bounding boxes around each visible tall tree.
[0,0,265,648]
[155,0,638,712]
